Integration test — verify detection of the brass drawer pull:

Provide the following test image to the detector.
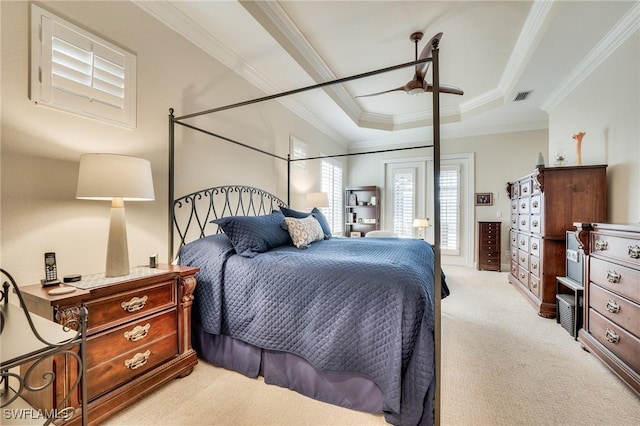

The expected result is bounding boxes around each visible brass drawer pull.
[531,220,539,227]
[520,256,526,263]
[531,243,538,250]
[520,240,526,246]
[532,200,539,208]
[606,270,621,284]
[531,281,537,289]
[121,295,148,312]
[532,263,538,270]
[522,187,528,193]
[124,323,151,342]
[594,239,608,251]
[606,300,620,314]
[605,329,620,344]
[520,202,526,209]
[520,273,526,279]
[520,219,526,226]
[124,350,151,370]
[628,245,640,259]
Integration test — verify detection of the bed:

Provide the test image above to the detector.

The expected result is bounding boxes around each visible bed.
[169,35,456,425]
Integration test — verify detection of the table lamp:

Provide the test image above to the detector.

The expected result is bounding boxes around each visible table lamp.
[76,154,155,277]
[412,218,430,240]
[306,192,329,209]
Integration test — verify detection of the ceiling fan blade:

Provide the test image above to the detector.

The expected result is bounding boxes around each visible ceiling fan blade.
[424,82,464,96]
[416,32,443,80]
[356,85,408,98]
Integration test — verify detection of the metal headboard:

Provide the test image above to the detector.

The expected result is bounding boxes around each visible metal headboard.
[172,185,287,251]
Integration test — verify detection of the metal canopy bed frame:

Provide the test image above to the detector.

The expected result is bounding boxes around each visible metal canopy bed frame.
[168,37,450,424]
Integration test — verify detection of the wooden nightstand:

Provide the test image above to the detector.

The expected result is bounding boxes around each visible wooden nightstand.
[18,265,198,425]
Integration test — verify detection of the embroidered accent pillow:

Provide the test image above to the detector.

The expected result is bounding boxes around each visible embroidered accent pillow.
[283,216,325,249]
[212,211,291,257]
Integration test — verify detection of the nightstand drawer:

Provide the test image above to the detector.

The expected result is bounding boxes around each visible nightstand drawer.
[86,309,177,367]
[87,332,178,400]
[86,280,176,333]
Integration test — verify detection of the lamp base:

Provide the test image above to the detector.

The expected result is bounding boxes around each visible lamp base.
[105,198,130,277]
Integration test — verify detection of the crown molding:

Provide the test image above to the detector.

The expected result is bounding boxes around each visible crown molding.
[541,2,640,112]
[132,0,348,146]
[499,0,556,96]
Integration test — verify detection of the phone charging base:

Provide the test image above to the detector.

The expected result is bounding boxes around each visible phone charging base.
[41,279,61,287]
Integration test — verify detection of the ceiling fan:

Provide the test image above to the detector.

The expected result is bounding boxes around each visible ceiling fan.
[357,32,464,98]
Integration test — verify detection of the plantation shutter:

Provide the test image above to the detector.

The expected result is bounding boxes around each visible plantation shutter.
[440,166,460,254]
[32,4,136,127]
[321,159,343,235]
[393,171,415,238]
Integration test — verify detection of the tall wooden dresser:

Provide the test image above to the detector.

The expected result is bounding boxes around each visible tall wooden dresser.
[478,221,501,271]
[506,165,607,317]
[576,223,640,396]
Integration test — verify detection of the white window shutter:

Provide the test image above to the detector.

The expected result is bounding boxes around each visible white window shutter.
[31,4,136,128]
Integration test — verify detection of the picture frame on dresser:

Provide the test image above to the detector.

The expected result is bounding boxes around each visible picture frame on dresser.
[475,193,493,206]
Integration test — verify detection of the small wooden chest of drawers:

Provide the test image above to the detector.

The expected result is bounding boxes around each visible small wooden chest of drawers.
[478,221,501,271]
[576,223,640,397]
[19,265,199,425]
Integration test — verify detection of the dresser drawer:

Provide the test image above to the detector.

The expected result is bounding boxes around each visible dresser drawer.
[530,256,540,278]
[588,309,640,373]
[518,250,529,269]
[518,266,529,287]
[590,257,640,304]
[87,332,178,400]
[591,232,640,268]
[530,195,541,214]
[530,237,541,258]
[530,274,540,297]
[510,231,518,248]
[590,284,640,337]
[519,180,531,197]
[530,215,541,234]
[518,198,529,214]
[86,309,177,367]
[510,260,518,276]
[86,281,177,333]
[511,199,518,214]
[518,215,529,232]
[517,234,529,251]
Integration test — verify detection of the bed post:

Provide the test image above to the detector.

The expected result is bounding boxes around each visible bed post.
[169,108,175,263]
[431,37,443,426]
[287,153,291,206]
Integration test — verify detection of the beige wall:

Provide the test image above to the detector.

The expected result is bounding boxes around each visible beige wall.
[548,31,640,223]
[0,1,344,284]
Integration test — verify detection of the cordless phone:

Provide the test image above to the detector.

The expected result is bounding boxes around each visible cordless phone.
[41,252,61,286]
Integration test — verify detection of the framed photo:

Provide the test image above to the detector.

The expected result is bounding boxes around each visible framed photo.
[475,192,493,206]
[350,231,362,238]
[348,193,358,206]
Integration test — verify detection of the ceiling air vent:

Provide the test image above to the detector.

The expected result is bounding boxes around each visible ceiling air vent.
[514,91,532,102]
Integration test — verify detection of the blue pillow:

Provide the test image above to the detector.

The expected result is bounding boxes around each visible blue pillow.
[311,208,332,238]
[280,206,332,238]
[280,206,310,219]
[212,211,291,257]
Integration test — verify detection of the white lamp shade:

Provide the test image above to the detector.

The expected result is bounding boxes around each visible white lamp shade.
[306,192,329,208]
[412,218,430,228]
[76,153,155,201]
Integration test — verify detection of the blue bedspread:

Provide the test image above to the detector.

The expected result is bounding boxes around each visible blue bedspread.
[179,235,447,425]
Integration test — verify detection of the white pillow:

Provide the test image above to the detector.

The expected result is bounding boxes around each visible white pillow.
[283,216,325,249]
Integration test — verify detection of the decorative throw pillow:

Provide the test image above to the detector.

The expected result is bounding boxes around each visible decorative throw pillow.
[212,211,291,257]
[283,216,325,249]
[280,206,332,238]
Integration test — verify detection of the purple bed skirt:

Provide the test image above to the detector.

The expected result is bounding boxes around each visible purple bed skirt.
[192,321,384,415]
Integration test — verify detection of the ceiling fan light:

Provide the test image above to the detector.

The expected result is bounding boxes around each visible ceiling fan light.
[408,87,424,96]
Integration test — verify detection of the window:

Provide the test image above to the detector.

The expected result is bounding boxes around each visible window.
[392,170,415,238]
[321,159,343,235]
[290,136,308,170]
[31,4,137,128]
[440,166,460,254]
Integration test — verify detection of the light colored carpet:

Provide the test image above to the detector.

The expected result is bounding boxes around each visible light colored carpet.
[103,266,640,425]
